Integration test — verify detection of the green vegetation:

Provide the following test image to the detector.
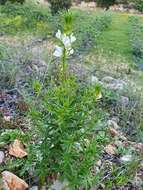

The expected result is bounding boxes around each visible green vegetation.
[47,0,72,14]
[96,0,116,9]
[28,78,108,189]
[0,2,54,36]
[72,10,112,53]
[0,2,112,51]
[0,0,25,4]
[134,0,143,12]
[129,16,143,66]
[97,13,132,62]
[0,1,143,190]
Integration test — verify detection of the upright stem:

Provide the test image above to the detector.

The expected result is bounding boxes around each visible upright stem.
[61,47,67,82]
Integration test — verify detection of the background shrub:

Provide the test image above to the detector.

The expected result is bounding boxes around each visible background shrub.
[0,44,20,89]
[0,2,53,36]
[129,17,143,66]
[0,0,7,4]
[47,0,72,14]
[0,0,25,4]
[133,0,143,12]
[73,11,112,53]
[0,2,112,47]
[96,0,116,9]
[0,43,29,89]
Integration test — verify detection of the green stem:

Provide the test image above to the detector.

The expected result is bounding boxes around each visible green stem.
[38,176,46,190]
[61,47,67,82]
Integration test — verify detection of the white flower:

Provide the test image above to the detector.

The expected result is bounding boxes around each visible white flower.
[54,30,76,57]
[55,30,76,48]
[55,30,62,40]
[56,30,71,48]
[70,33,76,43]
[62,35,71,48]
[68,48,74,55]
[53,45,63,57]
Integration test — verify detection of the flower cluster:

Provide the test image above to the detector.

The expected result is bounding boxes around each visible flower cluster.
[53,30,76,57]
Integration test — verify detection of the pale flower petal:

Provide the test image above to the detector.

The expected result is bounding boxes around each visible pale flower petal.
[70,34,76,43]
[54,30,76,58]
[69,48,74,55]
[53,45,63,57]
[56,30,62,40]
[53,50,62,57]
[62,35,71,48]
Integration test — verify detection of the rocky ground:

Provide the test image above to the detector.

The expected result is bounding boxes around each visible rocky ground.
[0,60,143,189]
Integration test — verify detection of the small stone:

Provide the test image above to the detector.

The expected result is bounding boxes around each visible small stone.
[102,76,115,83]
[114,140,123,147]
[102,76,126,91]
[133,176,143,187]
[28,59,48,74]
[134,143,143,151]
[9,139,28,158]
[138,63,143,71]
[120,135,127,141]
[140,161,143,167]
[111,117,120,123]
[0,151,5,164]
[50,180,69,190]
[87,2,96,7]
[91,76,99,83]
[105,144,116,155]
[38,185,46,190]
[96,160,102,167]
[3,116,11,122]
[109,128,119,137]
[108,120,120,129]
[110,82,125,91]
[128,141,136,145]
[1,171,28,190]
[122,141,130,147]
[29,186,38,190]
[80,1,87,7]
[121,155,132,162]
[119,96,129,107]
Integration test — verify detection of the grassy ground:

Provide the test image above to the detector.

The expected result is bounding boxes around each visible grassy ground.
[86,10,143,88]
[97,12,132,62]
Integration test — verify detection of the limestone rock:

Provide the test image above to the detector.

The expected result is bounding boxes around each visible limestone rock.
[87,2,96,8]
[105,144,116,155]
[91,75,99,83]
[25,59,48,75]
[9,139,28,158]
[1,171,28,190]
[119,96,129,107]
[121,155,132,162]
[102,76,126,91]
[134,143,143,151]
[50,180,69,190]
[0,151,5,164]
[109,128,120,137]
[108,120,120,129]
[29,186,38,190]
